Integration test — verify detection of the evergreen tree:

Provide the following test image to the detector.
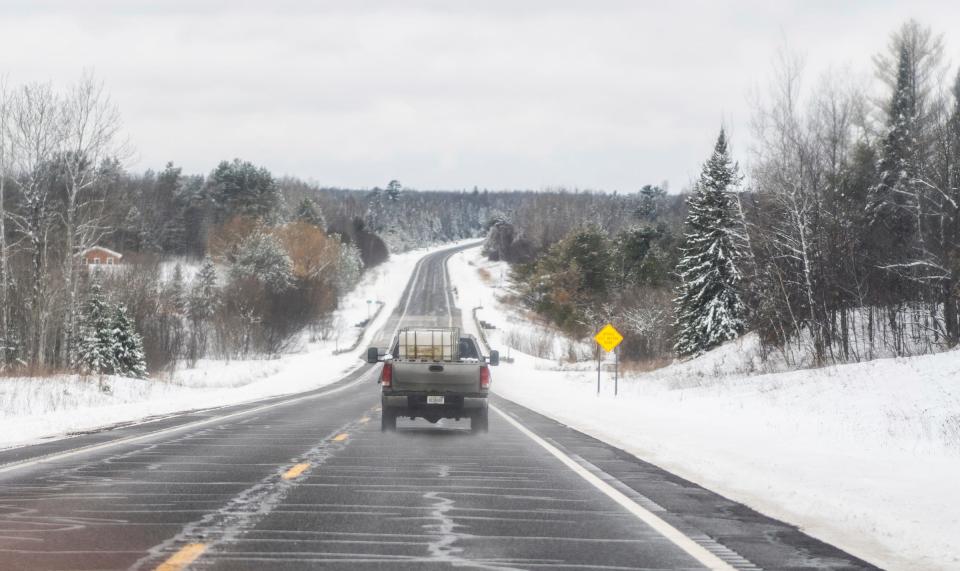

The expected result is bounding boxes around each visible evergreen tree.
[229,232,294,293]
[868,45,920,254]
[294,197,326,229]
[188,257,219,323]
[76,282,119,375]
[946,70,960,344]
[207,159,282,224]
[335,239,364,294]
[157,162,188,252]
[169,263,186,315]
[674,129,747,356]
[564,226,611,295]
[635,185,666,220]
[612,225,670,287]
[186,257,218,362]
[365,187,387,233]
[386,179,402,202]
[112,304,148,378]
[180,175,212,257]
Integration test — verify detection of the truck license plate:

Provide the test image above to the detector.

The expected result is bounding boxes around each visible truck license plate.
[427,396,445,405]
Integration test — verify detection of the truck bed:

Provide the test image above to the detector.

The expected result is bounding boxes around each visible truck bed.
[389,360,484,394]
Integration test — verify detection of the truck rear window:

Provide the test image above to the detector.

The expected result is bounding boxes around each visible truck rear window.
[458,339,478,360]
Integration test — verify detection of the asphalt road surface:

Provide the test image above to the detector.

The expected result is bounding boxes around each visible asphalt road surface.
[0,244,879,570]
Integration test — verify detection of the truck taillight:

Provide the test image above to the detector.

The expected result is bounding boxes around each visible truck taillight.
[480,365,490,389]
[381,363,393,387]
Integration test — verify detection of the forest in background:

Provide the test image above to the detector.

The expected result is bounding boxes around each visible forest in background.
[489,20,960,368]
[0,79,533,376]
[1,19,957,377]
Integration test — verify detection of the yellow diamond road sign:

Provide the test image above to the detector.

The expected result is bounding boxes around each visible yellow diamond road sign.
[594,323,623,352]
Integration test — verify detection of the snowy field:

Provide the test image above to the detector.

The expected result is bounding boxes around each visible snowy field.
[448,247,960,571]
[0,241,477,450]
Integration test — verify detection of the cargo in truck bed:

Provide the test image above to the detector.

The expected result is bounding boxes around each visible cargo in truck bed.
[396,327,459,361]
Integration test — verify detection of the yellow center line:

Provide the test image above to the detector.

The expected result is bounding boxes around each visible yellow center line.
[333,433,349,442]
[156,543,207,571]
[281,462,310,480]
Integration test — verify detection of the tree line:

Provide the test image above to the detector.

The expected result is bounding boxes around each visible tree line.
[491,187,684,361]
[0,87,368,375]
[491,20,960,367]
[6,19,953,375]
[0,75,540,376]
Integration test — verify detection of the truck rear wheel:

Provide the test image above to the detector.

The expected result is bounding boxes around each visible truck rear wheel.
[471,406,489,433]
[381,409,397,432]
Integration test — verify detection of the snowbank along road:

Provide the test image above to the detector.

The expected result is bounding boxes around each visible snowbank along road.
[0,243,878,570]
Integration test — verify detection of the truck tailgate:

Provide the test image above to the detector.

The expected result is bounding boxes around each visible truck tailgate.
[391,361,482,393]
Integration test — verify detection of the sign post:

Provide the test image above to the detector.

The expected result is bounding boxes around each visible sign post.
[595,345,601,395]
[593,323,624,396]
[614,345,619,396]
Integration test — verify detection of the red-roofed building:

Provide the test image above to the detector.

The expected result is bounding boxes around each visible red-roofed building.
[78,246,124,268]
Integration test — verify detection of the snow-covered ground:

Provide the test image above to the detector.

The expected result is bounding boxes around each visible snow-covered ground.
[448,246,960,571]
[0,241,477,450]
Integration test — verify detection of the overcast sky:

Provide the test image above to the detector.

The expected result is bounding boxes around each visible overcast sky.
[0,1,957,192]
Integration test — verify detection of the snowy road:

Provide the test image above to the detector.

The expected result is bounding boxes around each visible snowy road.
[0,244,875,570]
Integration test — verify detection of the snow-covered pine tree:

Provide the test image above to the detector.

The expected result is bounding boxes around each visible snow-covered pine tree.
[868,44,920,253]
[157,163,188,253]
[186,257,218,363]
[674,129,747,357]
[76,282,119,375]
[335,239,363,294]
[294,197,327,230]
[112,303,148,378]
[169,263,186,315]
[188,257,219,323]
[207,159,282,224]
[229,232,294,293]
[385,179,402,202]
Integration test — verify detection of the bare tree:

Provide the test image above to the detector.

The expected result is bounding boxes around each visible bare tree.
[5,82,64,367]
[750,51,826,360]
[60,72,128,362]
[0,79,10,367]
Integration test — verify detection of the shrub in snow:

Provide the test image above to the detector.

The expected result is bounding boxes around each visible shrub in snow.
[76,283,120,376]
[75,283,148,378]
[188,257,220,322]
[112,304,148,379]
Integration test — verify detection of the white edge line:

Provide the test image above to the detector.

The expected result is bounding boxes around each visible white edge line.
[489,404,736,571]
[441,250,453,328]
[0,368,379,475]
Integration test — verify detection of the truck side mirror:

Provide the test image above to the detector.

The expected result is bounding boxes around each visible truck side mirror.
[488,350,500,367]
[366,347,380,364]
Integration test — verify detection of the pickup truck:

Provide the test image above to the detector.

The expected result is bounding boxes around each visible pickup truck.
[366,327,499,433]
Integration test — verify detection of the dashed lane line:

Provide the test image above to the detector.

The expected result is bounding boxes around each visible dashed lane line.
[135,415,368,570]
[155,543,207,571]
[281,463,310,480]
